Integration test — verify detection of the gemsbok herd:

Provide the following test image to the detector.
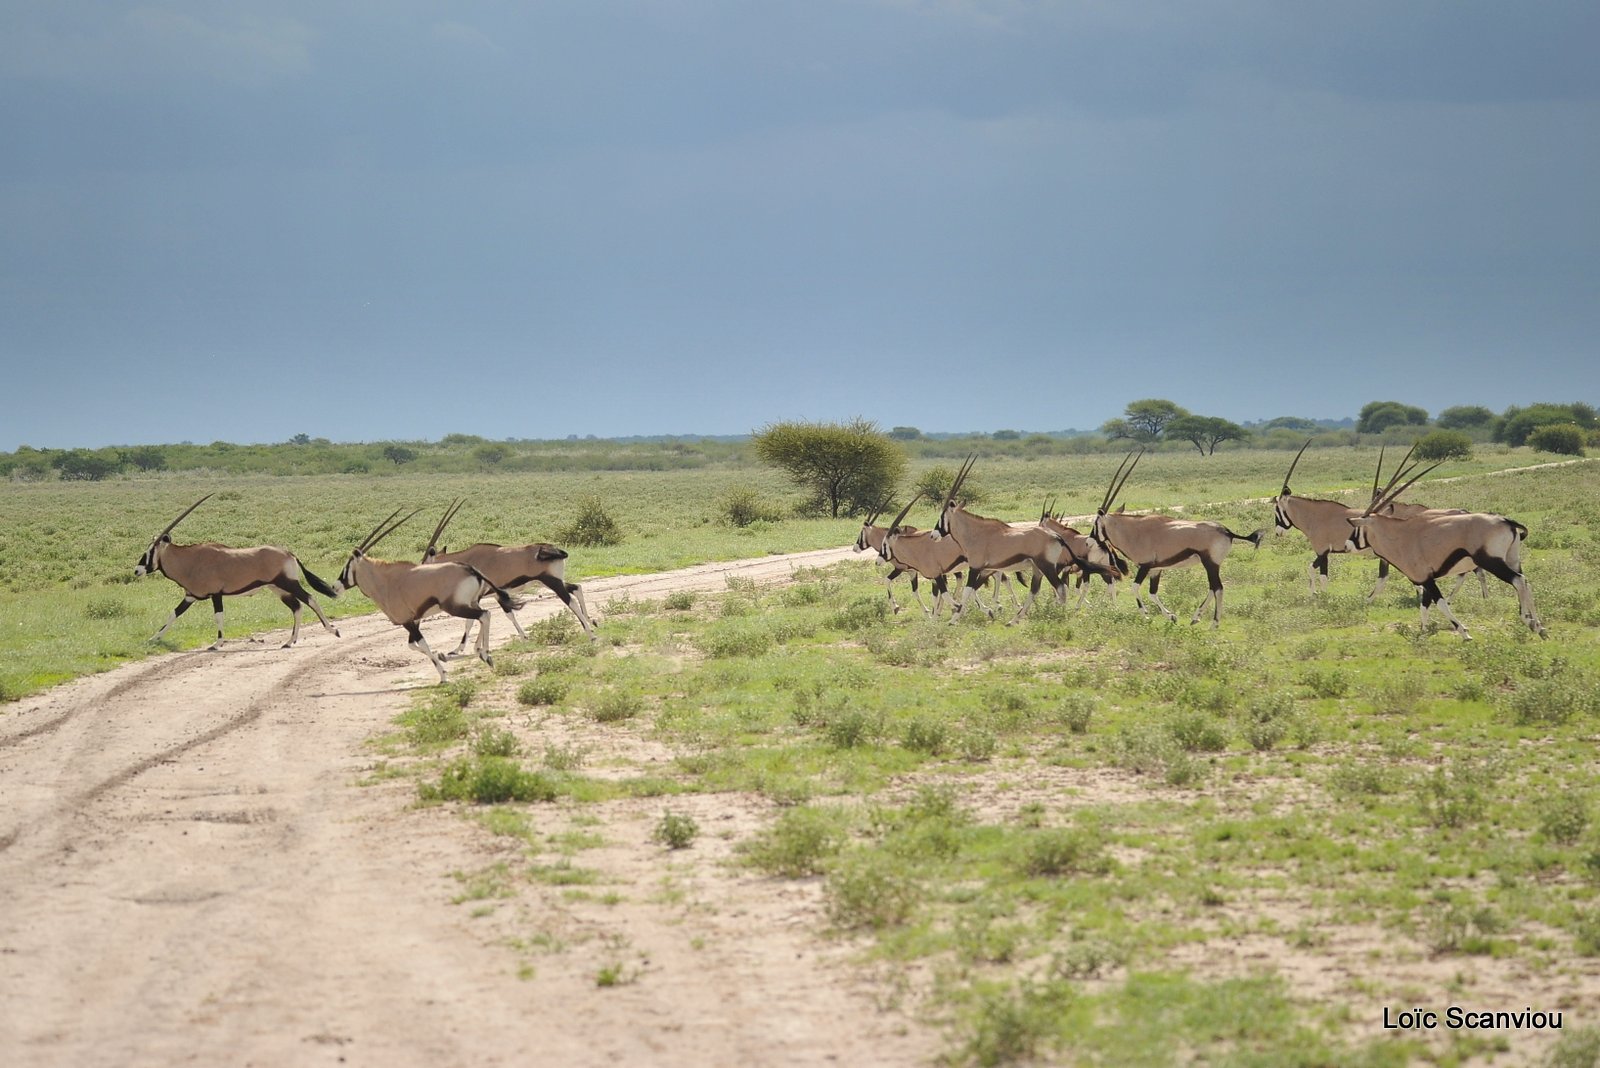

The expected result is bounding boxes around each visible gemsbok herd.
[860,444,1545,641]
[133,445,1547,683]
[135,496,596,681]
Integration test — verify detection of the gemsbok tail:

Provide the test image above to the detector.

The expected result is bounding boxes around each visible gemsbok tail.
[1231,528,1267,550]
[470,567,526,614]
[300,563,340,598]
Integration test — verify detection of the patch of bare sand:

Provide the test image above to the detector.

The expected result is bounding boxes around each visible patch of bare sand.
[0,546,941,1068]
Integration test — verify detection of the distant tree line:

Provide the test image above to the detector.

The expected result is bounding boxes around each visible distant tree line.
[4,397,1592,484]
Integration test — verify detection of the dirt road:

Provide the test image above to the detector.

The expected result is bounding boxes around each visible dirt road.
[0,546,939,1067]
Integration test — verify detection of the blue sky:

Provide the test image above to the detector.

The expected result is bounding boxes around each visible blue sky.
[3,1,1597,449]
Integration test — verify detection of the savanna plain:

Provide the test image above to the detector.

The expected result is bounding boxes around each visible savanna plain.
[3,447,1600,1067]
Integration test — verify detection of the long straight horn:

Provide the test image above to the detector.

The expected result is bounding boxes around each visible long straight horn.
[886,491,924,536]
[355,509,403,553]
[1364,459,1445,516]
[1371,445,1386,504]
[426,498,465,555]
[160,493,213,538]
[1101,448,1142,513]
[1372,442,1420,507]
[1098,451,1133,514]
[1282,439,1312,494]
[944,454,975,510]
[365,508,422,554]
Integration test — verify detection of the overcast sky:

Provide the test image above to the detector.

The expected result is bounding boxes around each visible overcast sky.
[3,1,1597,449]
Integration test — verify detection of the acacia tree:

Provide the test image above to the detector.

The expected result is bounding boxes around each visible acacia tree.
[1102,399,1188,442]
[752,418,906,517]
[1166,415,1249,456]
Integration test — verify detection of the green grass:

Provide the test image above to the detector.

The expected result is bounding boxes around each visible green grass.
[1,445,1581,701]
[403,454,1600,1064]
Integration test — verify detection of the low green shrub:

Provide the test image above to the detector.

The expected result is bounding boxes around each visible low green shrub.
[652,810,700,850]
[825,851,921,929]
[423,757,559,804]
[740,806,849,877]
[1536,793,1590,845]
[1016,827,1112,877]
[720,486,784,528]
[517,677,568,707]
[1413,429,1474,462]
[901,715,949,754]
[472,725,522,758]
[697,621,774,658]
[1058,693,1095,734]
[558,495,625,547]
[592,690,645,723]
[84,597,127,620]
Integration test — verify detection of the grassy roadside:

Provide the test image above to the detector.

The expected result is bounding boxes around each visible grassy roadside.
[0,447,1582,702]
[368,458,1600,1066]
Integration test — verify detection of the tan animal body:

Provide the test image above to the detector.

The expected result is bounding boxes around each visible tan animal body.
[873,502,967,616]
[422,499,596,652]
[1364,445,1487,601]
[853,505,946,614]
[335,510,523,682]
[1375,500,1488,601]
[1346,460,1544,640]
[1272,440,1381,594]
[135,494,340,649]
[922,461,1085,623]
[1040,511,1123,608]
[1090,451,1263,627]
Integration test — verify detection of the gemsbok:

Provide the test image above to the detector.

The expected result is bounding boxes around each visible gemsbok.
[1040,505,1123,608]
[421,499,597,651]
[1367,447,1488,602]
[1090,451,1264,627]
[871,493,973,616]
[854,500,947,615]
[1270,440,1428,599]
[927,457,1092,623]
[135,494,341,649]
[334,509,525,682]
[1347,459,1545,640]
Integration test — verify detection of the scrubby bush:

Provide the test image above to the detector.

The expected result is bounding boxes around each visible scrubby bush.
[1017,827,1113,877]
[740,806,849,877]
[914,465,985,507]
[719,487,783,528]
[1536,793,1590,845]
[84,597,127,620]
[652,810,700,849]
[591,690,645,723]
[1527,424,1585,456]
[901,715,949,754]
[825,852,921,929]
[1413,429,1473,462]
[559,496,625,546]
[516,677,568,707]
[472,725,522,758]
[697,621,775,658]
[1058,693,1095,734]
[423,757,559,804]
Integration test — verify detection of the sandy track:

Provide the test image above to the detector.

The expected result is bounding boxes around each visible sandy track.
[0,545,938,1067]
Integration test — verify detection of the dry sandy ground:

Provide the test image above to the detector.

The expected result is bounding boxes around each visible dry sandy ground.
[0,546,943,1068]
